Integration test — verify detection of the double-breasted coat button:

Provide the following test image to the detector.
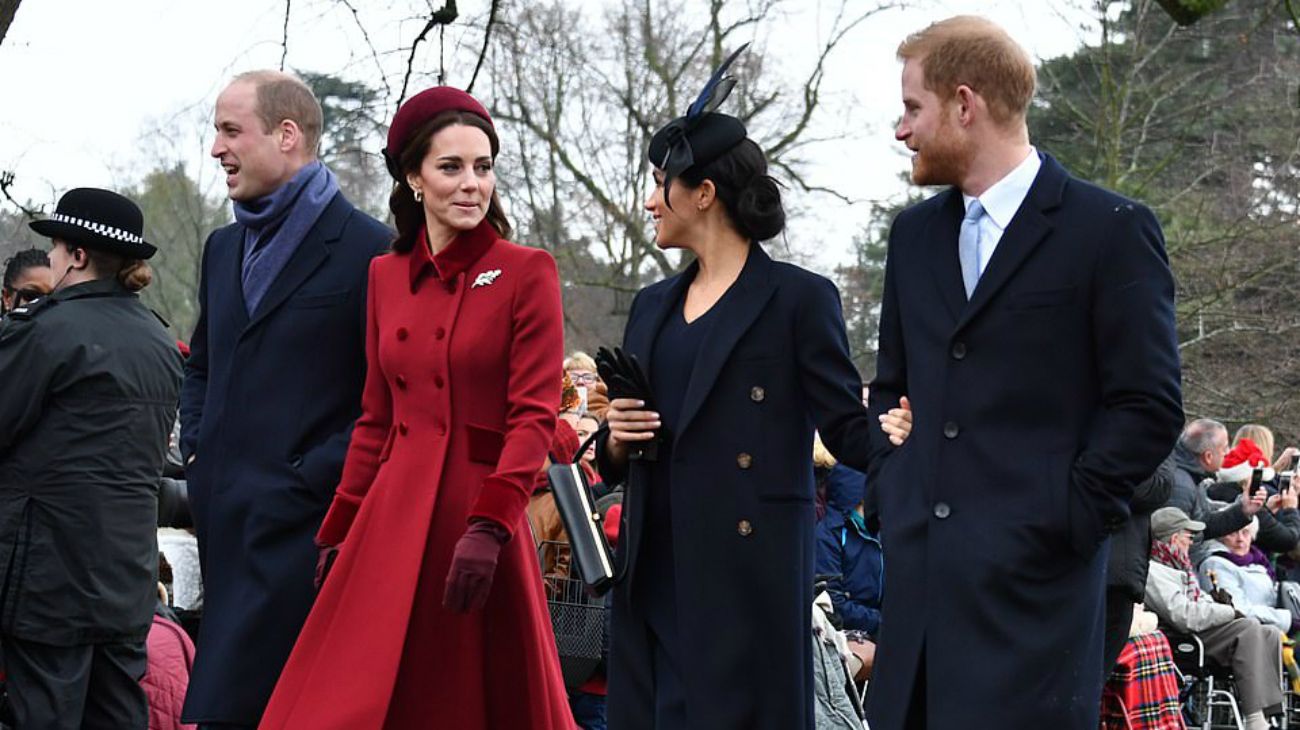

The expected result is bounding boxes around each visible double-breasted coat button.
[433,375,445,389]
[750,386,766,403]
[736,453,753,469]
[435,327,446,340]
[737,519,753,537]
[951,342,967,360]
[398,422,409,436]
[396,327,409,341]
[395,374,407,390]
[943,421,960,439]
[933,502,951,519]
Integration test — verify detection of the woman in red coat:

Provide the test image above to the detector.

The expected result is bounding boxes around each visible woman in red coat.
[259,87,574,729]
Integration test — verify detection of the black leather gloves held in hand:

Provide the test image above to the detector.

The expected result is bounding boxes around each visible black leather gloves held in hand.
[443,519,512,613]
[595,346,666,461]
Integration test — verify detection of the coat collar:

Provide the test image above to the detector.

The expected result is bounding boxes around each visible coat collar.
[408,219,499,291]
[923,152,1069,332]
[674,244,777,440]
[50,277,131,302]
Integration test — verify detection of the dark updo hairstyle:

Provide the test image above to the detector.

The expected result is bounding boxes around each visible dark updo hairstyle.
[3,248,50,291]
[389,111,513,253]
[677,138,785,242]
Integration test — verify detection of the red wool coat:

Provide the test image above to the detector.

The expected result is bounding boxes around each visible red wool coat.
[258,221,574,729]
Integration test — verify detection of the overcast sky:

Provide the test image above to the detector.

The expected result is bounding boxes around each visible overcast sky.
[0,0,1096,268]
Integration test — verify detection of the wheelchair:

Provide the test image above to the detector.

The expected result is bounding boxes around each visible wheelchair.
[1163,628,1289,730]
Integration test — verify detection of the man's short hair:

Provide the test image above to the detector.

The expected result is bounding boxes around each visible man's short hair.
[1180,418,1227,456]
[896,15,1037,125]
[233,70,324,156]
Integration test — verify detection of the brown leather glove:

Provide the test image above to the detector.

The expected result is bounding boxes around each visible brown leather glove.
[1211,587,1236,607]
[443,520,511,613]
[315,544,340,590]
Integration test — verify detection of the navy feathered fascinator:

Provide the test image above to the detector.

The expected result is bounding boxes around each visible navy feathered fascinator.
[648,43,750,209]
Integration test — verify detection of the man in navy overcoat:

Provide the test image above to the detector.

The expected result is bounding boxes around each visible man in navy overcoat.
[179,71,389,727]
[864,18,1183,729]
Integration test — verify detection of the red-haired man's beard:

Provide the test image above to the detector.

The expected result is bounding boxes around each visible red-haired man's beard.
[909,115,973,187]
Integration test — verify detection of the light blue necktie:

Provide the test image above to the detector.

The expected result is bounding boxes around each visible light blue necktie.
[959,199,985,299]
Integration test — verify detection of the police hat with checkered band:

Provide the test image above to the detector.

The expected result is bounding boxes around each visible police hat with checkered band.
[29,188,156,260]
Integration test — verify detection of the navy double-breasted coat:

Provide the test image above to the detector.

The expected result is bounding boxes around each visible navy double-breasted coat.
[864,154,1183,729]
[178,193,389,724]
[599,245,878,730]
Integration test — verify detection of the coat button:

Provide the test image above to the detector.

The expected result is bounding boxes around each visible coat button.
[737,519,753,537]
[395,374,407,390]
[750,386,766,403]
[433,375,445,389]
[398,422,409,436]
[396,327,409,341]
[951,342,967,360]
[736,453,753,469]
[943,421,960,439]
[435,327,446,340]
[933,502,951,519]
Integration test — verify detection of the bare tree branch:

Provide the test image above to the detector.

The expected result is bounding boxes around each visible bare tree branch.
[0,0,20,49]
[466,0,500,94]
[0,171,42,220]
[397,1,458,111]
[332,0,392,100]
[279,0,291,71]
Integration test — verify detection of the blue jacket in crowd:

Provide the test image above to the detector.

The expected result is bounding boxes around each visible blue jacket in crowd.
[815,506,883,636]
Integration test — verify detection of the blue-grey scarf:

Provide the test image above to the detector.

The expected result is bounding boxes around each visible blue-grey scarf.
[233,161,339,314]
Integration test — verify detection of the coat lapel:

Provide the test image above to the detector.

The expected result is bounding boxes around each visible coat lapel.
[924,189,967,324]
[675,245,777,441]
[624,265,693,377]
[215,226,250,331]
[955,154,1067,332]
[242,194,348,336]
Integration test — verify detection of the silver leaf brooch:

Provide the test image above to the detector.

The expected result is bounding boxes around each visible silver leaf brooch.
[472,269,502,288]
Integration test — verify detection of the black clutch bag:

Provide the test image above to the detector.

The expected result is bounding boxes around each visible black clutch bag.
[547,428,616,596]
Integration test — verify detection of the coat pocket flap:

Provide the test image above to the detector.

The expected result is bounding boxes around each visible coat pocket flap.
[466,423,506,465]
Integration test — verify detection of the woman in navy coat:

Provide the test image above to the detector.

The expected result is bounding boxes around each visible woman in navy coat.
[596,56,909,730]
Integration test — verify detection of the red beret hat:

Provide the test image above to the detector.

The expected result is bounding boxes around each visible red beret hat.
[383,87,493,178]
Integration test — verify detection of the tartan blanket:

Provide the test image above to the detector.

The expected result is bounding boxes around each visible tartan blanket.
[1100,631,1186,730]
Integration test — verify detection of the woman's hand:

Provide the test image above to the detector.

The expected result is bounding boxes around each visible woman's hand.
[1275,447,1299,473]
[604,398,661,468]
[878,396,913,446]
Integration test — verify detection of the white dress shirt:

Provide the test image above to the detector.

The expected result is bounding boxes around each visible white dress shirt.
[961,148,1041,277]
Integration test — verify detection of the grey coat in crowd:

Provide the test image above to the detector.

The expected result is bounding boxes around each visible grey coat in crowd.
[0,278,182,645]
[1170,442,1249,540]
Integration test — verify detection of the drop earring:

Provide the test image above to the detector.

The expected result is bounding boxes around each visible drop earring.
[413,188,424,202]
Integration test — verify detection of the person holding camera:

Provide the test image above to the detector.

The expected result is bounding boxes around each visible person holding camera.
[0,188,182,729]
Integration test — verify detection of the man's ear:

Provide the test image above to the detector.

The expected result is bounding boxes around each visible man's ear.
[954,85,978,127]
[70,247,89,270]
[278,119,303,154]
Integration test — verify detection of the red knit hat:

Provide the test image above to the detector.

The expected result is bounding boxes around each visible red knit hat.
[1219,438,1274,483]
[383,87,493,179]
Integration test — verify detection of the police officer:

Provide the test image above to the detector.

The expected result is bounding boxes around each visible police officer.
[0,188,182,729]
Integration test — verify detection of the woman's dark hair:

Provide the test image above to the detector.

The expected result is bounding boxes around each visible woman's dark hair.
[3,248,50,290]
[679,138,785,242]
[389,111,513,253]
